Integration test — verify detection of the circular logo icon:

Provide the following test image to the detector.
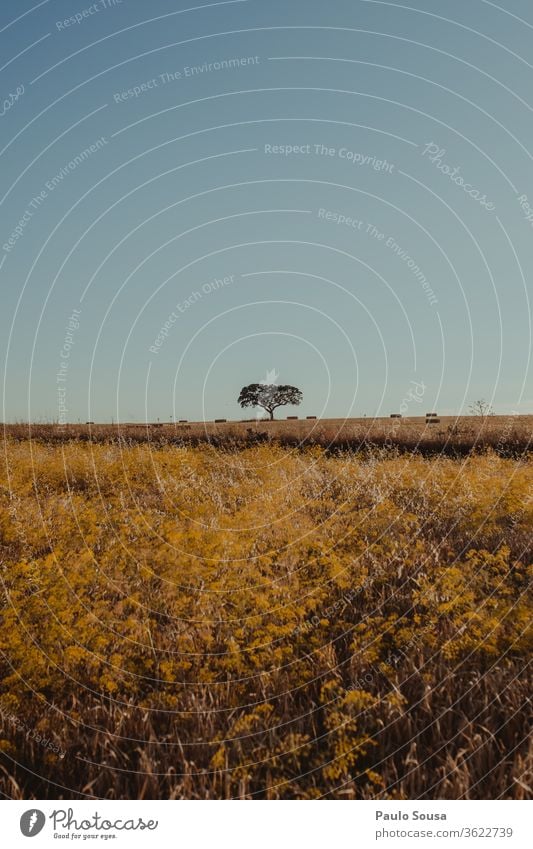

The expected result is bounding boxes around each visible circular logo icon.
[20,810,46,837]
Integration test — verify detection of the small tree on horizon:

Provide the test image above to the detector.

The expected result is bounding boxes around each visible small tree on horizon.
[469,399,494,418]
[237,383,303,420]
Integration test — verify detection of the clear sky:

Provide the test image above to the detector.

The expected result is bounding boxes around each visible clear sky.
[1,0,532,422]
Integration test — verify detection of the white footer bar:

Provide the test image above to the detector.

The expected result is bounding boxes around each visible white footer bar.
[5,799,531,848]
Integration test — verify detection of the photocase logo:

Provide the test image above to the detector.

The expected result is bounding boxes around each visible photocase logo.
[20,809,46,837]
[260,368,279,386]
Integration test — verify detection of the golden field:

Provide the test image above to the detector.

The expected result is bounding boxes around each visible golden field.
[0,437,531,799]
[4,414,533,455]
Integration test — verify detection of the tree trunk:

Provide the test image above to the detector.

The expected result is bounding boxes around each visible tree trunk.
[269,410,274,420]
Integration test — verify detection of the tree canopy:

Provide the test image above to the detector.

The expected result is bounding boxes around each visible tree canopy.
[237,384,303,420]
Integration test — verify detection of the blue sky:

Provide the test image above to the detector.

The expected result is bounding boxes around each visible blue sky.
[1,0,532,422]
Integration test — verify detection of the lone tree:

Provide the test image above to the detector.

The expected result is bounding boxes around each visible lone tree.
[238,383,303,420]
[469,399,494,418]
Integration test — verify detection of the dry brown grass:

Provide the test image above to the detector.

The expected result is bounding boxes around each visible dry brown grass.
[0,439,531,799]
[3,414,533,456]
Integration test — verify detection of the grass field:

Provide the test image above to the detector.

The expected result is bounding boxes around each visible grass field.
[4,414,533,455]
[0,435,531,799]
